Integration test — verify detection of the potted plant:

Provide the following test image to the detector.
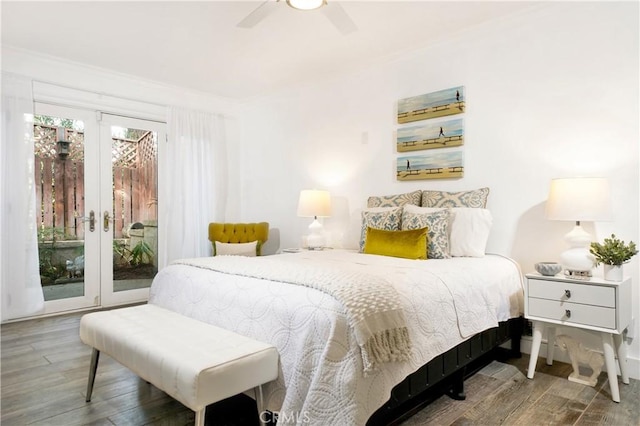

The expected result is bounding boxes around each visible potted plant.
[590,234,638,281]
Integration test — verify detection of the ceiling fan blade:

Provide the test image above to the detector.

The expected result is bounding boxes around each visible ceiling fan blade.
[322,2,357,35]
[237,0,279,29]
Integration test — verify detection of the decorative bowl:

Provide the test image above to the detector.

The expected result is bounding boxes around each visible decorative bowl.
[535,262,562,276]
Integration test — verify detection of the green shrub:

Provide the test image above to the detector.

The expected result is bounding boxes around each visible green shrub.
[113,240,154,267]
[130,241,154,266]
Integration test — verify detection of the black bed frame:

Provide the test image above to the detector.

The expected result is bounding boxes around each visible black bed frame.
[367,316,524,426]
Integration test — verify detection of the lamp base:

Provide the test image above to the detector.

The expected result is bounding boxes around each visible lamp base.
[306,218,326,250]
[563,269,592,280]
[560,224,595,279]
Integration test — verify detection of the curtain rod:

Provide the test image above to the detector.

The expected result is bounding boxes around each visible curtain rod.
[35,99,167,125]
[31,79,168,124]
[32,78,169,109]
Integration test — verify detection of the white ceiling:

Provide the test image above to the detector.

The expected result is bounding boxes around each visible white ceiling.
[1,1,538,100]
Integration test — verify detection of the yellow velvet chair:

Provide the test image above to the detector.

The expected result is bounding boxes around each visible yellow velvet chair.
[208,222,269,256]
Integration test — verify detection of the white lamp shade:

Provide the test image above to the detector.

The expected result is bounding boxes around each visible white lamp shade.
[297,190,331,218]
[287,0,325,11]
[545,177,612,222]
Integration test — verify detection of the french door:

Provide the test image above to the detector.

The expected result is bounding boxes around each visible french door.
[99,114,164,306]
[34,104,164,314]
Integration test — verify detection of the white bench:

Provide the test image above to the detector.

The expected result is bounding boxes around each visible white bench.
[79,304,279,426]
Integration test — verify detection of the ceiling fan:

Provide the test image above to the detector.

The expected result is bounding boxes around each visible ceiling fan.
[237,0,358,35]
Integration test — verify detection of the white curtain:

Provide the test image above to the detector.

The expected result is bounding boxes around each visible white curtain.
[160,107,228,266]
[1,73,45,321]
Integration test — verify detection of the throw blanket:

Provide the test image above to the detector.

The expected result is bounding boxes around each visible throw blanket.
[174,256,412,373]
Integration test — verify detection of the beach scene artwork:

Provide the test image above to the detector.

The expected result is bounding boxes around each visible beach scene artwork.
[397,86,465,124]
[397,118,464,152]
[397,151,464,181]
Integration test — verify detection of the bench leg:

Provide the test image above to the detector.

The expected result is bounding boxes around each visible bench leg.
[195,408,205,426]
[86,348,100,402]
[255,385,267,426]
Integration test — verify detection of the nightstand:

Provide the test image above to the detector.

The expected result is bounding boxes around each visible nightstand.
[524,273,632,402]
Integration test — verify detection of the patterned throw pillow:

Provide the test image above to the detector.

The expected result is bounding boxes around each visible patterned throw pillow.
[401,205,450,259]
[359,207,402,252]
[421,187,490,208]
[367,190,422,208]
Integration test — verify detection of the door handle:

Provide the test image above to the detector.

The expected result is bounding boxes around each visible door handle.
[103,211,113,232]
[75,210,95,232]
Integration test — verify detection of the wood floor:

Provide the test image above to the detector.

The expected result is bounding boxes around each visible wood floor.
[2,311,638,425]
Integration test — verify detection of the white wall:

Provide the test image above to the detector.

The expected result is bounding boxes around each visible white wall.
[238,3,640,374]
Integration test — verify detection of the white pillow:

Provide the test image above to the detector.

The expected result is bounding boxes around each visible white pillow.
[449,208,493,257]
[214,241,258,257]
[401,204,443,213]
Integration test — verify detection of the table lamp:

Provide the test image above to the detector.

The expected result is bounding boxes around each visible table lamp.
[297,189,331,249]
[545,177,611,278]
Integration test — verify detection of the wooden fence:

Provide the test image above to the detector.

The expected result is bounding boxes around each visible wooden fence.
[35,124,157,240]
[113,160,157,238]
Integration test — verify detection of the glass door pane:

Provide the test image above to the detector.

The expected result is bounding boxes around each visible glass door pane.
[33,104,100,314]
[111,125,158,292]
[34,114,86,301]
[100,115,164,307]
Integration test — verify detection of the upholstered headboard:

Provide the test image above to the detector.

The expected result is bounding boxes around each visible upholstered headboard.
[208,222,270,255]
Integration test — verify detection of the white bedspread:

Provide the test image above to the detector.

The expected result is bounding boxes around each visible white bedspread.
[149,250,523,425]
[173,255,412,374]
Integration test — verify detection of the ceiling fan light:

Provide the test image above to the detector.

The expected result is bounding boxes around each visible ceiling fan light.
[286,0,325,11]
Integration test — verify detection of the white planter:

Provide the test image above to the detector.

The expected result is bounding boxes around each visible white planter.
[603,264,623,282]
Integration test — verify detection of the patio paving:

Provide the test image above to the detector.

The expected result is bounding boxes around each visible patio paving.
[43,279,151,301]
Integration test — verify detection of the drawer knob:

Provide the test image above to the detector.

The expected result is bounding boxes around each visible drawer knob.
[564,289,571,298]
[565,309,571,318]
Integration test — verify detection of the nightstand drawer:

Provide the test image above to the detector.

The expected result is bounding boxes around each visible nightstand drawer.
[528,278,615,308]
[528,298,616,329]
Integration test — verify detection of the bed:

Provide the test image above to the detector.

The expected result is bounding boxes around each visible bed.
[149,188,524,424]
[149,249,523,425]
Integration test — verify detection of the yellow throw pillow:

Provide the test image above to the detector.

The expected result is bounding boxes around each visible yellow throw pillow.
[363,226,428,260]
